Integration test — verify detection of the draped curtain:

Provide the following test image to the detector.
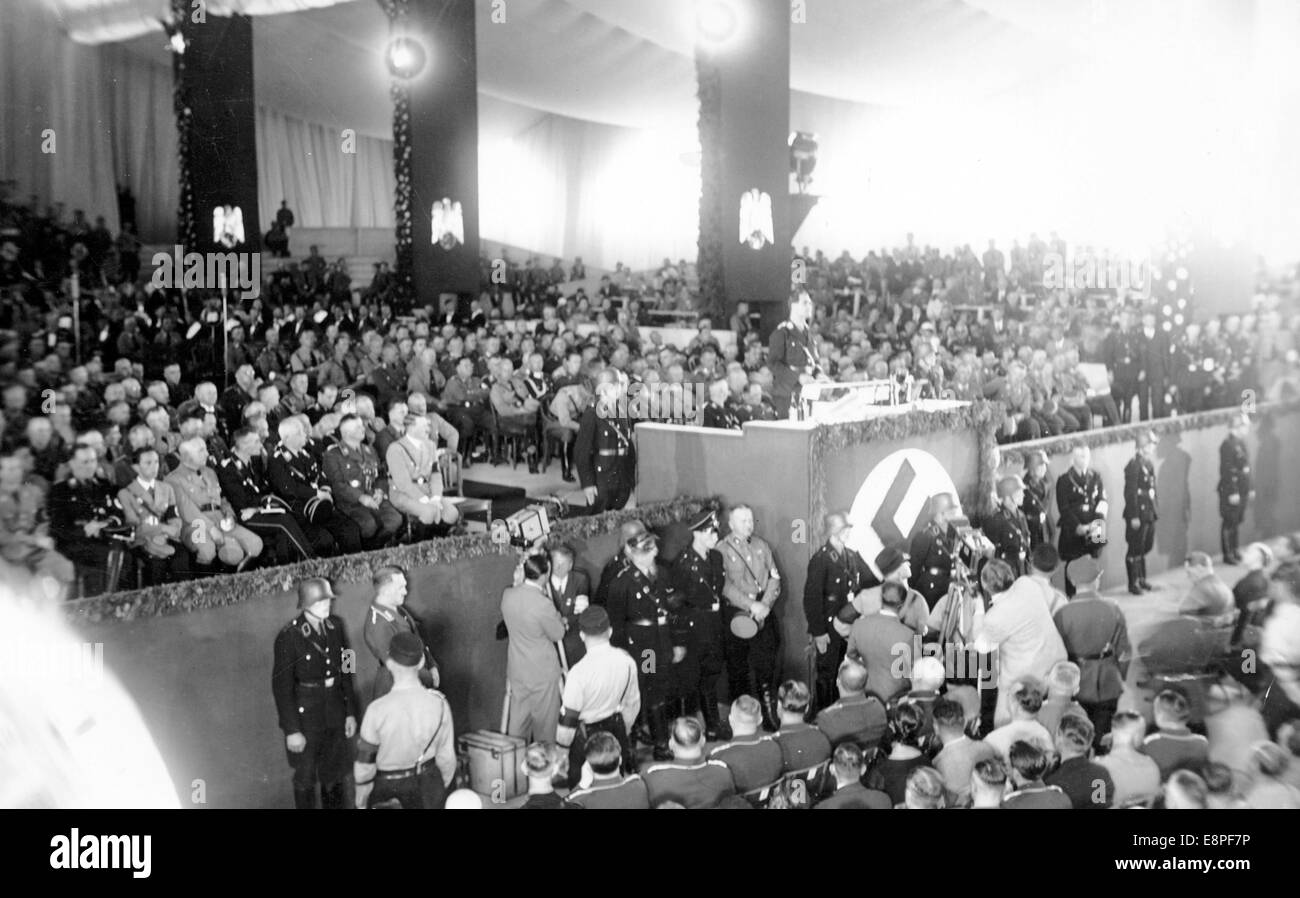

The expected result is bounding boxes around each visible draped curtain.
[255,106,395,229]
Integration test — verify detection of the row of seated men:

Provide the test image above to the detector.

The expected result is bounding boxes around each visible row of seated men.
[523,657,1300,809]
[42,410,462,597]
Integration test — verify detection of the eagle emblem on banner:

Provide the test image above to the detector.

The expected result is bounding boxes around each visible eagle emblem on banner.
[431,198,465,250]
[212,205,245,248]
[738,188,774,250]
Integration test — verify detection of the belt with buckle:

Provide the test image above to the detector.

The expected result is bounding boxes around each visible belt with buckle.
[1069,651,1113,663]
[928,567,946,575]
[597,449,627,456]
[298,678,337,688]
[628,618,659,627]
[202,503,219,512]
[377,762,435,780]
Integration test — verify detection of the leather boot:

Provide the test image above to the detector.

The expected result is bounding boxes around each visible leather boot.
[1138,557,1154,591]
[699,691,723,740]
[561,445,575,482]
[1126,558,1142,595]
[320,782,347,809]
[293,786,318,810]
[757,684,778,733]
[650,702,673,761]
[1222,526,1235,565]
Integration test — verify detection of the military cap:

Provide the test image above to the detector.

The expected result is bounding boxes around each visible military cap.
[626,531,659,552]
[875,545,910,577]
[688,509,719,533]
[387,632,424,667]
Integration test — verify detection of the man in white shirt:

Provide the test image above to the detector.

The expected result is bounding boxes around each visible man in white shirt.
[972,559,1067,727]
[1025,544,1068,616]
[555,606,641,788]
[1262,562,1300,736]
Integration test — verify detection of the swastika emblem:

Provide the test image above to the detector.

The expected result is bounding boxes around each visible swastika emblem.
[845,449,962,578]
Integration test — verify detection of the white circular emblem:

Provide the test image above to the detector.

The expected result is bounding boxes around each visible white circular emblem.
[844,448,962,578]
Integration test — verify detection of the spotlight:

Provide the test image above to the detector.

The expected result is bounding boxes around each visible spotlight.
[1162,304,1172,316]
[1176,266,1189,280]
[1167,280,1177,291]
[1174,314,1184,325]
[697,0,738,45]
[386,36,427,80]
[1162,321,1173,332]
[1177,298,1187,308]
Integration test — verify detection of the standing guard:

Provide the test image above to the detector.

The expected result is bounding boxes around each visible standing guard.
[1123,431,1158,594]
[1056,445,1109,596]
[984,477,1033,578]
[803,512,870,713]
[1218,414,1253,564]
[670,510,728,739]
[574,374,636,513]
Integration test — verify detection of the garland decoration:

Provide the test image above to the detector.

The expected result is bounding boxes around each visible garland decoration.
[996,399,1300,469]
[383,0,415,303]
[171,0,197,250]
[64,496,714,624]
[695,48,726,322]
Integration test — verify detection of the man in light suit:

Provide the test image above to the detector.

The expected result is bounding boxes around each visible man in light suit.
[549,544,592,669]
[386,413,459,532]
[845,580,915,702]
[166,437,262,568]
[117,445,190,585]
[502,553,567,744]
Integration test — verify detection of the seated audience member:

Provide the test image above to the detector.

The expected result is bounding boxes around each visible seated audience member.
[1178,551,1234,618]
[1002,740,1073,809]
[218,427,323,562]
[983,676,1053,761]
[1201,762,1247,809]
[708,695,785,796]
[1162,769,1209,810]
[322,414,402,549]
[969,757,1010,809]
[897,656,945,740]
[902,766,946,809]
[1203,679,1270,785]
[1230,542,1274,648]
[517,742,581,810]
[1038,661,1087,736]
[1097,711,1162,807]
[47,443,135,595]
[932,697,998,807]
[387,413,460,532]
[166,437,263,569]
[0,450,75,593]
[642,716,736,809]
[772,680,833,776]
[1143,689,1210,780]
[813,742,891,809]
[1045,713,1114,808]
[865,701,929,806]
[567,731,649,810]
[268,417,363,555]
[814,659,888,752]
[116,446,190,584]
[1242,742,1300,809]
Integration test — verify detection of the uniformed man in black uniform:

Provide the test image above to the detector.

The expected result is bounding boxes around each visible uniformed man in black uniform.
[574,375,636,513]
[1021,450,1052,549]
[670,510,728,738]
[218,426,323,562]
[48,443,134,596]
[1123,431,1158,594]
[595,519,646,608]
[803,512,870,712]
[1103,309,1142,423]
[701,379,741,430]
[271,577,358,809]
[1218,414,1252,564]
[767,290,824,419]
[1135,311,1169,421]
[984,476,1032,578]
[909,494,957,610]
[267,417,363,555]
[1056,445,1108,596]
[607,530,680,760]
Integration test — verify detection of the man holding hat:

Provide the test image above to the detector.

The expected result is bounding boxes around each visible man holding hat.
[1123,430,1159,595]
[607,529,680,760]
[670,509,729,737]
[353,632,455,809]
[1052,556,1130,741]
[555,605,641,787]
[1218,414,1253,564]
[984,476,1033,578]
[717,504,782,729]
[804,512,871,711]
[271,576,358,809]
[1056,445,1108,596]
